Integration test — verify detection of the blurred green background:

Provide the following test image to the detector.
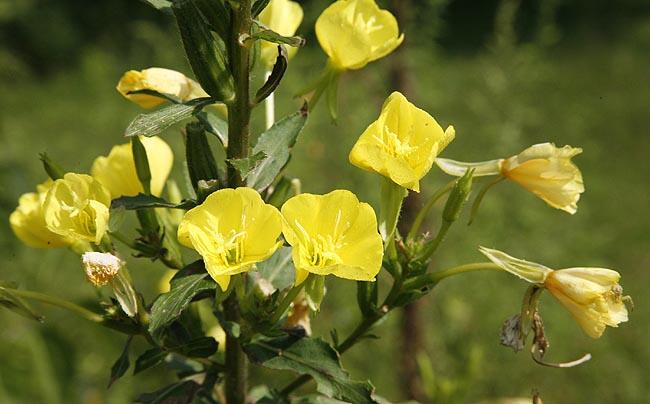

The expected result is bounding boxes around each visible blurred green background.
[1,0,648,402]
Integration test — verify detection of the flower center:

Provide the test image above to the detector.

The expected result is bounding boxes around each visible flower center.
[373,128,415,158]
[293,213,347,269]
[212,230,247,266]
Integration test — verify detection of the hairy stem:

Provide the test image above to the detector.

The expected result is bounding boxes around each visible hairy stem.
[223,1,252,402]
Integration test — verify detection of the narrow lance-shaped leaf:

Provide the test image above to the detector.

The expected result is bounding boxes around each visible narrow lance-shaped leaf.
[185,121,221,192]
[252,24,306,48]
[254,45,288,105]
[108,337,132,388]
[135,380,201,404]
[111,194,197,211]
[244,335,376,403]
[131,136,152,194]
[125,98,214,138]
[134,347,167,375]
[247,106,308,191]
[256,246,295,290]
[172,0,234,101]
[149,273,216,339]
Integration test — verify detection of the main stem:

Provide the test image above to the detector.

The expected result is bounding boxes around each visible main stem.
[224,1,252,403]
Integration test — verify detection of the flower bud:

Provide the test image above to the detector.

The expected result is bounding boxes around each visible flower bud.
[82,252,122,286]
[442,168,473,223]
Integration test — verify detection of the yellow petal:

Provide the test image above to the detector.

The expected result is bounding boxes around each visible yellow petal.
[10,188,70,249]
[116,68,192,108]
[178,188,282,285]
[43,173,111,244]
[545,267,629,338]
[502,143,584,214]
[91,136,173,198]
[315,0,402,70]
[349,92,453,191]
[281,190,383,282]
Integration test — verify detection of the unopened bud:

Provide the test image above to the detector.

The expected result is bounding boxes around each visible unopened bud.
[82,252,122,286]
[442,168,474,223]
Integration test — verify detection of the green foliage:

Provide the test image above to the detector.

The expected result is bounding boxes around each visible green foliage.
[124,98,214,138]
[244,335,376,403]
[247,106,308,191]
[148,272,215,339]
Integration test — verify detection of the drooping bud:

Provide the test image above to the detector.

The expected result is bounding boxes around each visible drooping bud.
[82,252,122,286]
[442,168,474,223]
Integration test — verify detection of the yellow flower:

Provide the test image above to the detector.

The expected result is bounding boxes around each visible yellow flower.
[258,0,304,68]
[10,181,71,248]
[177,188,282,290]
[501,143,584,214]
[91,136,173,198]
[437,143,584,213]
[349,92,455,192]
[315,0,403,70]
[281,190,383,285]
[480,247,629,338]
[43,173,112,244]
[116,67,209,109]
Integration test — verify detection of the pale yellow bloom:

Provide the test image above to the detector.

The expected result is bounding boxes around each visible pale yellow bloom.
[258,0,304,68]
[10,181,71,248]
[437,143,584,213]
[116,67,209,109]
[82,252,122,286]
[315,0,403,70]
[281,190,383,285]
[349,92,455,192]
[43,173,112,244]
[177,188,282,290]
[91,136,173,198]
[480,247,629,338]
[502,143,584,214]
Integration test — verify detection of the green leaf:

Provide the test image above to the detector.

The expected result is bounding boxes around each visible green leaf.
[197,110,228,147]
[227,151,266,180]
[251,25,306,48]
[139,0,172,11]
[134,347,167,375]
[174,336,219,358]
[256,246,294,290]
[135,380,200,404]
[131,136,152,194]
[244,336,376,403]
[254,45,288,105]
[108,206,127,232]
[194,0,231,39]
[251,0,270,17]
[247,106,308,191]
[0,285,43,322]
[149,274,216,339]
[111,193,197,211]
[124,98,214,138]
[185,121,221,192]
[108,337,132,388]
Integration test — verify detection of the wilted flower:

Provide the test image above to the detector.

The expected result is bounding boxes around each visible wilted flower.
[480,246,629,338]
[349,92,455,192]
[43,173,111,244]
[315,0,403,70]
[10,181,71,248]
[437,143,584,214]
[116,67,209,108]
[501,143,584,214]
[177,188,283,291]
[281,190,383,284]
[91,136,173,198]
[82,252,122,286]
[258,0,304,68]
